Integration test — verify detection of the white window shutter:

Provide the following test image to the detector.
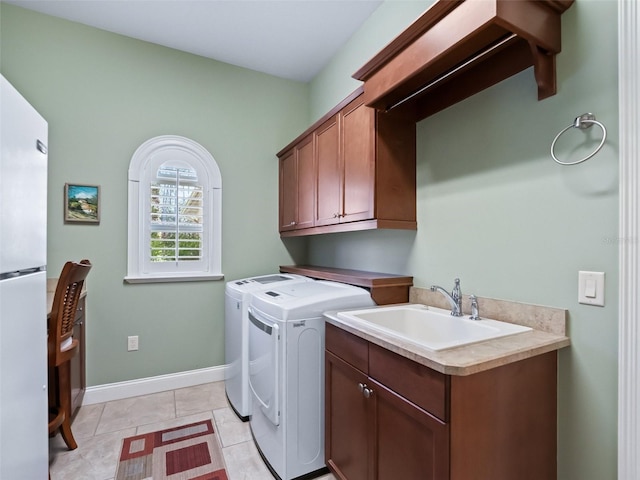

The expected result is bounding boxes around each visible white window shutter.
[125,136,223,283]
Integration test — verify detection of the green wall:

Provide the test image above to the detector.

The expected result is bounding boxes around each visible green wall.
[0,4,309,385]
[1,1,619,478]
[309,1,619,479]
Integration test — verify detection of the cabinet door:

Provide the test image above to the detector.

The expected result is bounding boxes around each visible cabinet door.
[342,101,374,223]
[325,351,372,480]
[296,135,315,230]
[372,379,449,480]
[315,115,341,226]
[279,149,297,232]
[278,138,314,232]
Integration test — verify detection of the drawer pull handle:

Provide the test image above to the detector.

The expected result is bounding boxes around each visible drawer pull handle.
[358,382,365,393]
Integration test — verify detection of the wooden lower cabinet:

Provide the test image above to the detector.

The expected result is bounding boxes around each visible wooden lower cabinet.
[69,296,86,419]
[325,323,558,480]
[326,351,448,480]
[375,380,449,480]
[325,352,370,480]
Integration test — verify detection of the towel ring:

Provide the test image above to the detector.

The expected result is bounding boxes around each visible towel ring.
[550,113,607,166]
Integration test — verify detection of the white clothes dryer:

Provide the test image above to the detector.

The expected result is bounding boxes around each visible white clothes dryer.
[224,273,313,420]
[247,281,375,480]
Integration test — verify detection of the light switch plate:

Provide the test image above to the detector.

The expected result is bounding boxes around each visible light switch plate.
[578,271,605,306]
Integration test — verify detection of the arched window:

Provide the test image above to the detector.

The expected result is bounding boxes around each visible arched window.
[125,135,222,283]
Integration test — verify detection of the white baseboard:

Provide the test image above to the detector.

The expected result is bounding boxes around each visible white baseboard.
[83,365,227,405]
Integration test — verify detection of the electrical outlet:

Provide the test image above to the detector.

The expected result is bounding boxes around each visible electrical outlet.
[127,335,139,351]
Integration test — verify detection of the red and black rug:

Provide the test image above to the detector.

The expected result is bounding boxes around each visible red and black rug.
[115,419,228,480]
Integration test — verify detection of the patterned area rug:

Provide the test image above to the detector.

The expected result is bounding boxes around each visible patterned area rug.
[115,419,228,480]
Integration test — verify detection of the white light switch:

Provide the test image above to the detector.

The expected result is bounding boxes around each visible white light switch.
[578,271,605,306]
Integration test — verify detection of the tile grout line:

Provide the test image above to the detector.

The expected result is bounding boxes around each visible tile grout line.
[93,402,106,437]
[173,388,177,421]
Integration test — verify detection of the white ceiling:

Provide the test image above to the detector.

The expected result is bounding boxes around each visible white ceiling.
[5,0,383,82]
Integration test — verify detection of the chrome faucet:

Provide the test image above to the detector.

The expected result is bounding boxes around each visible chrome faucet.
[430,278,463,317]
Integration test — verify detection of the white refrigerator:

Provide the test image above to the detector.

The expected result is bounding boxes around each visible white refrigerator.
[0,74,49,479]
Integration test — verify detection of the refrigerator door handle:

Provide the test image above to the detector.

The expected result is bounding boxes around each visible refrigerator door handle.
[36,139,47,154]
[0,266,46,281]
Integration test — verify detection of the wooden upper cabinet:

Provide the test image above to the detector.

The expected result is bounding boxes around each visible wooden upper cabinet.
[296,136,315,229]
[278,0,574,236]
[342,99,375,223]
[315,115,341,227]
[278,149,297,232]
[278,134,315,232]
[316,100,375,227]
[277,87,416,237]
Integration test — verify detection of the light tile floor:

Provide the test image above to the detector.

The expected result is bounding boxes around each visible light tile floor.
[49,381,336,480]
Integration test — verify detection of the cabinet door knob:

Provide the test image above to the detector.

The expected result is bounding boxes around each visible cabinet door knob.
[358,382,374,398]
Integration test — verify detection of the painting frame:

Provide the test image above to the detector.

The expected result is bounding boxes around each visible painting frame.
[64,183,101,224]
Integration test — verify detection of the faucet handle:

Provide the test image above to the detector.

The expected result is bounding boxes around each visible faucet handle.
[452,278,461,298]
[469,295,481,320]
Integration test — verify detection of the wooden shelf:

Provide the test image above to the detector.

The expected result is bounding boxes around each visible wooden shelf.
[280,265,413,305]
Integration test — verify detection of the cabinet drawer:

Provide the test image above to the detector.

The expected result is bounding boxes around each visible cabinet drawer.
[369,343,448,422]
[325,323,368,373]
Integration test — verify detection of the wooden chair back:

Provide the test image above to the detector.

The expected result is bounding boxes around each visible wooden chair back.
[48,259,92,367]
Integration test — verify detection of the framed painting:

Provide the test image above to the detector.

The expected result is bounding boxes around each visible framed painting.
[64,183,100,224]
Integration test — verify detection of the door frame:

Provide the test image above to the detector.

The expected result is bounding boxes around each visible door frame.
[617,1,639,477]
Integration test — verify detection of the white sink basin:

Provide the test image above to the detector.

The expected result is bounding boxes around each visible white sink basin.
[336,304,532,351]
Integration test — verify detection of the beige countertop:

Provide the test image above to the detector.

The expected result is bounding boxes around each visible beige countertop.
[324,287,570,376]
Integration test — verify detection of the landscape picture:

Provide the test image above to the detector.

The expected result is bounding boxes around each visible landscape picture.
[65,184,100,223]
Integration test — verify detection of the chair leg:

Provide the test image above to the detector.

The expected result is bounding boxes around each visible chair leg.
[56,362,77,450]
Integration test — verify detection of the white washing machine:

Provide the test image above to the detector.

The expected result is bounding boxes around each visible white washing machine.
[247,281,375,480]
[224,273,313,420]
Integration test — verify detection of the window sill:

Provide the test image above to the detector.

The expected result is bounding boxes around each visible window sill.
[124,273,224,284]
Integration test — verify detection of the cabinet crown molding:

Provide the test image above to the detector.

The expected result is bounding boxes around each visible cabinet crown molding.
[353,0,575,121]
